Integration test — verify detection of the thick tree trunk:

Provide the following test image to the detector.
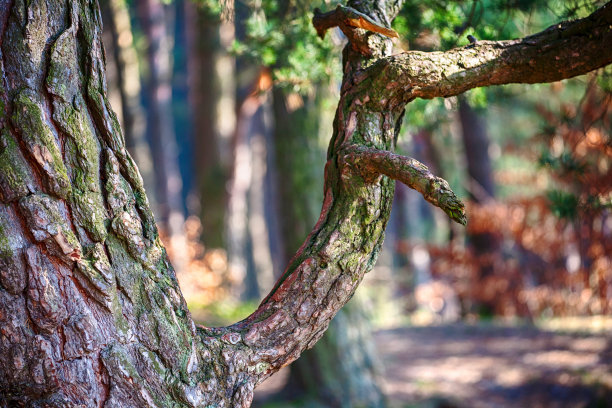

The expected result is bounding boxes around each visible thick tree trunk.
[0,0,610,406]
[0,0,198,404]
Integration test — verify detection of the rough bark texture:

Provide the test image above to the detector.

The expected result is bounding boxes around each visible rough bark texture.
[0,0,611,406]
[367,2,612,101]
[271,86,385,407]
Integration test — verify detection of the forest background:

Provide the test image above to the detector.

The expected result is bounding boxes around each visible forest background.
[99,0,611,406]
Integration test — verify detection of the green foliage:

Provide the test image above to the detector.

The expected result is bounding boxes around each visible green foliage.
[396,0,595,50]
[190,0,229,19]
[188,298,259,326]
[546,190,579,219]
[535,75,611,221]
[233,0,342,93]
[465,87,487,109]
[597,65,612,92]
[538,150,586,176]
[404,98,446,130]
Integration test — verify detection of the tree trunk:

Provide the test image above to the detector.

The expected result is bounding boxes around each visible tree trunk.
[137,0,185,235]
[225,83,272,300]
[279,301,385,408]
[458,97,495,200]
[457,97,501,315]
[186,2,235,249]
[0,0,610,406]
[0,0,198,404]
[271,86,385,407]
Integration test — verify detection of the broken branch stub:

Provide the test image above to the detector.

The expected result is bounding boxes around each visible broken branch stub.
[313,5,398,50]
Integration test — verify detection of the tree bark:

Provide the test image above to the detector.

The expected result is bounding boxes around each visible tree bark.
[271,86,385,407]
[1,0,611,406]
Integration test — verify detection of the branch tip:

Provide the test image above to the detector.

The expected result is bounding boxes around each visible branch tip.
[342,145,467,225]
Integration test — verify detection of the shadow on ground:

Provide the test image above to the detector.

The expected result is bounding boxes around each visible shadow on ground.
[254,323,612,408]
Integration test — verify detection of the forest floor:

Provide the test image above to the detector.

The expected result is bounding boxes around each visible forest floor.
[254,321,612,408]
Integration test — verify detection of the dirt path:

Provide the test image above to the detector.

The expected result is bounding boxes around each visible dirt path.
[378,324,612,408]
[255,323,612,407]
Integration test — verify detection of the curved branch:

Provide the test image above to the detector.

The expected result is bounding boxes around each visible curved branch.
[194,2,611,406]
[340,145,467,225]
[373,1,612,101]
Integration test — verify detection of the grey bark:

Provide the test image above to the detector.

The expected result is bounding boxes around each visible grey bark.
[0,0,610,406]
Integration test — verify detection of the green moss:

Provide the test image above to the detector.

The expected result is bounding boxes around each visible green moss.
[71,190,107,242]
[0,220,10,258]
[53,103,101,192]
[0,129,34,200]
[11,91,71,198]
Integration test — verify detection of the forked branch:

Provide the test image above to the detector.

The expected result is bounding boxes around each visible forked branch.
[200,2,612,405]
[340,145,467,225]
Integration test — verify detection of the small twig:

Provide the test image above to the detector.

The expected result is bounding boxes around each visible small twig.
[341,145,467,225]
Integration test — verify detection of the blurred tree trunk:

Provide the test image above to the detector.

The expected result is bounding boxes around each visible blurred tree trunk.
[247,100,277,296]
[458,96,500,316]
[389,177,417,313]
[226,72,274,300]
[271,87,386,408]
[100,0,156,209]
[137,0,187,270]
[225,0,277,300]
[186,1,235,249]
[458,97,495,200]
